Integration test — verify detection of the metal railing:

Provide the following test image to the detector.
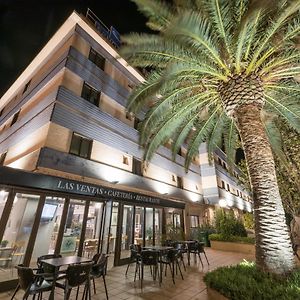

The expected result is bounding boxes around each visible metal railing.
[86,8,121,48]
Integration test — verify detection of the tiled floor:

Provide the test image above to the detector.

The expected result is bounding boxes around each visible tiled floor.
[2,248,255,300]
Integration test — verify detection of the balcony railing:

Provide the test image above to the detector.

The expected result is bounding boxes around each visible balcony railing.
[86,8,121,48]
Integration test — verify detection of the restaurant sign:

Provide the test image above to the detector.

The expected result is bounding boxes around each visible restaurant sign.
[0,167,185,208]
[56,179,161,205]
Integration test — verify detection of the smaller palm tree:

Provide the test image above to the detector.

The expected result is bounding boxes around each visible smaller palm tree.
[121,0,300,275]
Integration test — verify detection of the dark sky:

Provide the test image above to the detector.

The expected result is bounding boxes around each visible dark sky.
[0,0,148,97]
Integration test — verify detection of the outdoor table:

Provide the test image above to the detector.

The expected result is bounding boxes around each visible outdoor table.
[142,246,174,284]
[40,255,92,300]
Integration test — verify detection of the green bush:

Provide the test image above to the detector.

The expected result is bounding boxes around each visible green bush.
[215,209,247,237]
[204,261,300,300]
[209,233,255,244]
[243,212,254,230]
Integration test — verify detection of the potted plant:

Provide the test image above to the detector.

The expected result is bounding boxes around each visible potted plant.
[0,240,9,248]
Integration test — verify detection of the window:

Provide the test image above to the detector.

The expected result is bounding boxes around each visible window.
[226,184,230,191]
[81,82,100,106]
[69,133,92,159]
[125,111,133,121]
[22,80,31,94]
[0,107,5,117]
[218,157,222,165]
[123,155,129,165]
[221,180,225,189]
[89,48,105,70]
[172,175,176,182]
[134,117,141,130]
[0,152,7,165]
[190,215,199,228]
[132,158,143,176]
[177,147,182,156]
[11,111,20,126]
[177,176,183,189]
[222,161,227,170]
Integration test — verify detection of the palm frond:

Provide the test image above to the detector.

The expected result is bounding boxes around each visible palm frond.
[247,1,300,73]
[131,0,173,31]
[223,118,239,168]
[185,105,222,169]
[264,93,300,133]
[165,11,229,72]
[262,117,289,168]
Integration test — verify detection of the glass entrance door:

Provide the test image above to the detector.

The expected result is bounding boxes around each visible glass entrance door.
[120,205,134,259]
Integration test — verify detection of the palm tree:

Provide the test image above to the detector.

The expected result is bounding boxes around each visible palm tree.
[121,0,300,274]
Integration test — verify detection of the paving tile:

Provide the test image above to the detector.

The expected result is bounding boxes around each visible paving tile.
[0,248,255,300]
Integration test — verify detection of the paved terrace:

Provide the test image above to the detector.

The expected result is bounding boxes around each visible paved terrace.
[1,248,254,300]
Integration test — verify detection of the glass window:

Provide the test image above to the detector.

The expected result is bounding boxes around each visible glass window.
[30,196,65,263]
[120,205,134,259]
[89,48,105,70]
[132,158,142,176]
[0,190,9,222]
[1,193,40,281]
[69,133,92,159]
[10,111,20,127]
[0,152,7,166]
[190,215,199,228]
[134,207,144,245]
[145,208,153,246]
[60,199,85,256]
[81,82,100,106]
[108,202,118,255]
[22,80,31,94]
[154,208,162,246]
[83,201,103,258]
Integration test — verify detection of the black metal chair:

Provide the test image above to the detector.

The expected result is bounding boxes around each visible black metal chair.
[159,249,184,284]
[36,254,65,282]
[125,244,141,276]
[187,241,208,267]
[174,243,187,271]
[10,264,52,300]
[90,254,109,299]
[135,250,159,289]
[55,262,93,300]
[197,242,209,265]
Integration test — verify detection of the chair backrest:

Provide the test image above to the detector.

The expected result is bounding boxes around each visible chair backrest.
[141,250,159,265]
[187,241,198,251]
[91,253,101,264]
[37,254,62,273]
[92,254,108,276]
[129,244,141,259]
[66,262,93,288]
[166,249,178,262]
[197,242,204,253]
[15,265,35,291]
[163,240,174,247]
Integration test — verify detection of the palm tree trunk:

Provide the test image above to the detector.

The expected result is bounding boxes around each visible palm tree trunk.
[235,103,295,274]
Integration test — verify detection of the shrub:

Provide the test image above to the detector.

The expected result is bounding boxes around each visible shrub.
[209,233,255,244]
[215,209,247,237]
[204,261,300,300]
[243,212,254,230]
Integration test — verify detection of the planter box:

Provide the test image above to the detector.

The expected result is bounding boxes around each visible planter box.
[207,287,229,300]
[210,240,255,255]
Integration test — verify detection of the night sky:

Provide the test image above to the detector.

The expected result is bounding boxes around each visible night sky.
[0,0,148,97]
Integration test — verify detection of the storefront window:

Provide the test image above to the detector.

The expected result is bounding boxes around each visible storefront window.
[0,190,9,220]
[83,201,103,258]
[120,205,134,259]
[108,202,118,254]
[134,207,144,245]
[145,208,153,246]
[1,193,40,281]
[155,208,162,245]
[31,197,65,264]
[61,199,85,256]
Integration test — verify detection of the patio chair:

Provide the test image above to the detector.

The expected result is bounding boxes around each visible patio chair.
[90,254,109,299]
[175,243,187,271]
[125,244,141,276]
[10,264,52,300]
[36,254,65,282]
[135,250,159,289]
[55,262,93,300]
[159,249,184,284]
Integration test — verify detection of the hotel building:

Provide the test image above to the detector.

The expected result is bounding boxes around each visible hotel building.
[0,10,251,289]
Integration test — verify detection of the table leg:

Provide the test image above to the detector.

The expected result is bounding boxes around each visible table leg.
[187,250,190,266]
[48,266,58,300]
